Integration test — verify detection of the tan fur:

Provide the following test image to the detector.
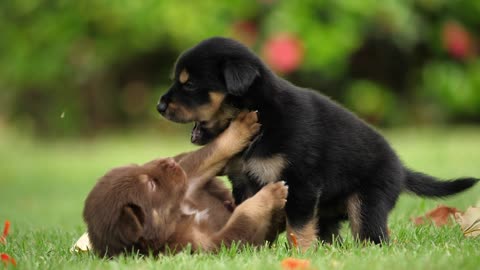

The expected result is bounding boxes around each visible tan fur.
[179,69,189,83]
[195,92,226,122]
[138,174,149,183]
[346,193,362,238]
[163,91,226,123]
[83,111,284,257]
[246,154,288,185]
[169,103,194,121]
[212,182,288,247]
[286,218,318,251]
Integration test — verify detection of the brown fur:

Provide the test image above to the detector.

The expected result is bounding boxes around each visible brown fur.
[83,111,288,257]
[346,193,362,238]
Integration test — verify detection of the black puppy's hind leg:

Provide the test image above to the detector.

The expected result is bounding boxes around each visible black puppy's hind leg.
[285,185,320,251]
[317,218,343,244]
[348,187,398,244]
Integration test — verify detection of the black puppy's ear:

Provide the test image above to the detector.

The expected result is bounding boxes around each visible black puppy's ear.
[223,59,259,96]
[115,204,145,244]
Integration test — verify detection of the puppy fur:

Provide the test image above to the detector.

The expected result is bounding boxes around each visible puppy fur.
[157,37,479,249]
[83,111,288,257]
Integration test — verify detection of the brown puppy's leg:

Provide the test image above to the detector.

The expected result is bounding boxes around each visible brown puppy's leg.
[177,111,260,185]
[209,181,288,250]
[203,178,235,210]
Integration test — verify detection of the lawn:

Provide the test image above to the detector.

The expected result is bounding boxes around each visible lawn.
[0,126,479,270]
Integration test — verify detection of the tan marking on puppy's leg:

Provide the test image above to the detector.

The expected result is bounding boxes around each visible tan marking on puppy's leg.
[179,69,189,83]
[246,154,288,185]
[287,218,318,251]
[346,193,362,239]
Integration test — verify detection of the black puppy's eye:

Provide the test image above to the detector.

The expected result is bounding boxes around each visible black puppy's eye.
[183,81,196,91]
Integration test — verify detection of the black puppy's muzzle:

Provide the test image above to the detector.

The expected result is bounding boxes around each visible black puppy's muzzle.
[157,95,169,114]
[157,101,168,114]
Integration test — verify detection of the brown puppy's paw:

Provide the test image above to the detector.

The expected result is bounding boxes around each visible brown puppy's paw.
[262,181,288,209]
[230,110,260,140]
[218,110,260,154]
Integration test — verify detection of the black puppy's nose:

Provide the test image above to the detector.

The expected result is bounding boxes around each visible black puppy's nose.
[157,101,168,113]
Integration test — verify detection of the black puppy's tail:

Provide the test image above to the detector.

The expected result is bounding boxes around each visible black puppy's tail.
[405,169,478,197]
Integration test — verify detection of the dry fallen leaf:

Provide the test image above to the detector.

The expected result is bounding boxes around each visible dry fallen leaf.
[1,253,16,267]
[412,205,461,226]
[1,220,16,267]
[281,258,311,270]
[289,233,298,248]
[0,220,10,244]
[70,232,91,252]
[455,207,480,238]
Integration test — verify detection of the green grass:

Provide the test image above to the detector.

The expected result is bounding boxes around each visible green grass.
[0,126,479,270]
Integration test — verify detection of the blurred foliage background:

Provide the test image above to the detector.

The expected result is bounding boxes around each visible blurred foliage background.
[1,0,480,137]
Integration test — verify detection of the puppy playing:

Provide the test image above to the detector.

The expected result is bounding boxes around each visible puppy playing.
[157,37,479,250]
[83,111,288,257]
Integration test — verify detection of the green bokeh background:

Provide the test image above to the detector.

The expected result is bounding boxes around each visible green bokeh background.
[1,2,480,269]
[1,0,480,136]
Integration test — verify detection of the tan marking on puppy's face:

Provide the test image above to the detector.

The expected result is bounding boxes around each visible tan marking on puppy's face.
[161,91,226,124]
[167,103,178,110]
[195,92,226,121]
[179,69,189,84]
[191,104,240,145]
[346,193,362,238]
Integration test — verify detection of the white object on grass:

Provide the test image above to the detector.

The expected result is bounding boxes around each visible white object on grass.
[70,232,92,252]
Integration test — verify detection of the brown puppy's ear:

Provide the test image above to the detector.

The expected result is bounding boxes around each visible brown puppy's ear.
[223,60,259,96]
[115,204,145,244]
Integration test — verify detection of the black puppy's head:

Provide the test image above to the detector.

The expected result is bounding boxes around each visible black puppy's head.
[157,37,262,144]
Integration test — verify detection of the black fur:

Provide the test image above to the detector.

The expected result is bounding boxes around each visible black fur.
[405,170,478,197]
[158,37,479,244]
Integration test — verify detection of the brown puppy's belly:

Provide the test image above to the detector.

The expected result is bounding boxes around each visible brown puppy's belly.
[186,178,234,233]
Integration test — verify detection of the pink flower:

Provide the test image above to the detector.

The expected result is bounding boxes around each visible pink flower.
[442,21,474,60]
[262,33,304,74]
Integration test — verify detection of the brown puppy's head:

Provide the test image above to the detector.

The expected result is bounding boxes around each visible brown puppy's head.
[83,158,187,257]
[157,37,263,144]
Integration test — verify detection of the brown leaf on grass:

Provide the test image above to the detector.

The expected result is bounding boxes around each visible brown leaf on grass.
[289,233,298,248]
[455,207,480,238]
[412,205,461,226]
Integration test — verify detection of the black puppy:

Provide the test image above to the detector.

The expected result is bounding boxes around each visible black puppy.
[157,37,478,249]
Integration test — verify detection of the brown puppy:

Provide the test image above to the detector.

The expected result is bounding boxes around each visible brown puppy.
[83,111,288,257]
